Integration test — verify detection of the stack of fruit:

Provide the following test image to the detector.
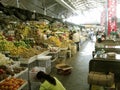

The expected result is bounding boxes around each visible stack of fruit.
[0,77,25,90]
[0,65,26,81]
[47,36,61,47]
[20,48,43,58]
[9,46,28,57]
[48,46,59,52]
[0,40,15,51]
[0,53,14,66]
[13,66,26,74]
[0,68,8,81]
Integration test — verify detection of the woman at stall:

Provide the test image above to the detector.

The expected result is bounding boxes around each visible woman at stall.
[36,71,66,90]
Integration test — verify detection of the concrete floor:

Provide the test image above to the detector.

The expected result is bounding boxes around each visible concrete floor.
[51,40,95,90]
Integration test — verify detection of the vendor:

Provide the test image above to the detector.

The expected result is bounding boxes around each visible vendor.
[97,35,105,43]
[36,71,66,90]
[72,31,80,51]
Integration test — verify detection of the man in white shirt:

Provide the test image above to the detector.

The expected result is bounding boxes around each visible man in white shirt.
[72,31,80,51]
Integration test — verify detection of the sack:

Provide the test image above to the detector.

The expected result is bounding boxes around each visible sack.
[88,71,114,87]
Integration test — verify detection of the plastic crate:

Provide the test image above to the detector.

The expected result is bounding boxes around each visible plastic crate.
[36,56,52,73]
[29,67,46,82]
[30,82,40,90]
[37,59,51,67]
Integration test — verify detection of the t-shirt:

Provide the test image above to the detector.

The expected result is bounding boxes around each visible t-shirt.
[39,77,66,90]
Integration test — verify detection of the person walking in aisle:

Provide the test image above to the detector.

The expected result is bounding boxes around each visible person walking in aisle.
[72,30,80,51]
[36,71,66,90]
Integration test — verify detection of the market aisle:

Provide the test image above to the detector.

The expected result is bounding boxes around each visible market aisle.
[51,40,95,90]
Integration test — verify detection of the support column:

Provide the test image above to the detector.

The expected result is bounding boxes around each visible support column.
[16,0,20,8]
[43,8,47,15]
[105,0,108,35]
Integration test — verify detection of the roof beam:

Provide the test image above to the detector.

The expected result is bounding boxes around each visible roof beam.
[55,0,75,11]
[46,3,58,10]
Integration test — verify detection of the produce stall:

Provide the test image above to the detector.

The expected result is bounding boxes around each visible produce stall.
[0,14,84,90]
[0,53,29,90]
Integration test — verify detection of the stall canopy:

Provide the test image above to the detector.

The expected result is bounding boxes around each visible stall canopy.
[0,0,120,24]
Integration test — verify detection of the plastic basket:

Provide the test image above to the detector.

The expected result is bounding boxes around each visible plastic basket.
[29,67,46,82]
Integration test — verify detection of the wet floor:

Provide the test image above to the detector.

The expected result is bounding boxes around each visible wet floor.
[51,40,95,90]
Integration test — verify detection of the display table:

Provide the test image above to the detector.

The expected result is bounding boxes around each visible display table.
[95,40,120,54]
[94,52,120,60]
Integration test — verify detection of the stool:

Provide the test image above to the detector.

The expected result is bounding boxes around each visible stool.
[56,63,72,75]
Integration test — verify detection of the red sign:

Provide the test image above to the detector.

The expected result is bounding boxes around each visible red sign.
[108,0,117,35]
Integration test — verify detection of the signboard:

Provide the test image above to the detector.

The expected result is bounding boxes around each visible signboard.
[108,0,117,35]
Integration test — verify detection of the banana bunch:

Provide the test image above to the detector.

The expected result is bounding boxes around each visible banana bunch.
[22,26,30,37]
[10,46,28,56]
[9,47,19,56]
[19,48,35,58]
[18,46,28,54]
[20,47,43,58]
[47,36,61,47]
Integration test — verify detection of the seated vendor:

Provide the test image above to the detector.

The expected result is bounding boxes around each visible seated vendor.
[97,35,105,43]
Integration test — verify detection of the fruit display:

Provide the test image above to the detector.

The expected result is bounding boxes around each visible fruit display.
[47,36,61,47]
[0,67,14,81]
[0,68,9,81]
[0,65,26,81]
[0,77,25,90]
[9,46,28,56]
[0,53,14,66]
[20,48,44,58]
[13,66,26,74]
[14,40,29,48]
[0,40,15,51]
[48,46,59,52]
[60,40,70,48]
[0,65,14,81]
[0,34,5,41]
[21,26,31,38]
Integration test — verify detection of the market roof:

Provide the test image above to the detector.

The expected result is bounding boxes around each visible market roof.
[0,0,120,24]
[0,0,107,18]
